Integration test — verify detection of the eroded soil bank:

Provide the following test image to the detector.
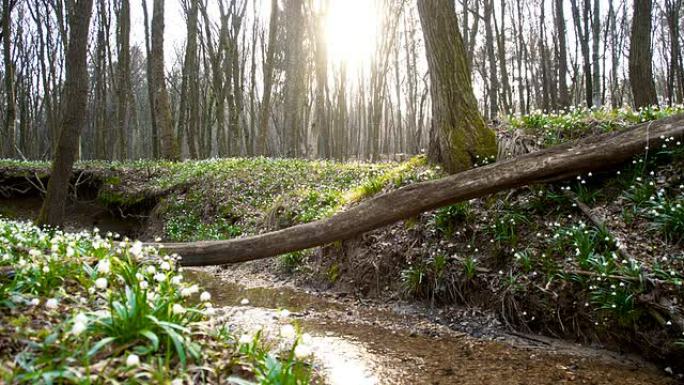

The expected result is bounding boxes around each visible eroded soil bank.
[188,267,676,385]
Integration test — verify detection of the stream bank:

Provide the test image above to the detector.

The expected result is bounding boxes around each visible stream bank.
[188,267,676,384]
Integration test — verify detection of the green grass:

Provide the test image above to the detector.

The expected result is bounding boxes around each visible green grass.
[506,105,684,147]
[0,218,313,383]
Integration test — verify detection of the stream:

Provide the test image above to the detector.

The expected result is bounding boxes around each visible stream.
[186,268,675,385]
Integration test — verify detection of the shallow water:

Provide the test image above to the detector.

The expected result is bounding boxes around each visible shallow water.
[186,269,675,385]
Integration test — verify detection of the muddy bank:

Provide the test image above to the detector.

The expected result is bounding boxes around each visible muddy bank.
[188,268,676,385]
[0,165,173,238]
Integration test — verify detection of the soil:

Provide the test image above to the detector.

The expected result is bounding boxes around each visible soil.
[188,266,677,385]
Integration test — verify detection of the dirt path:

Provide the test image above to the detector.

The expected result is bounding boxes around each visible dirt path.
[188,268,676,385]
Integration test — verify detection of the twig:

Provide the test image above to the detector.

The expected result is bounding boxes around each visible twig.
[561,188,638,263]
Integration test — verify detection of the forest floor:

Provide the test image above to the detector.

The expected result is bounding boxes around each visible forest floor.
[1,105,684,383]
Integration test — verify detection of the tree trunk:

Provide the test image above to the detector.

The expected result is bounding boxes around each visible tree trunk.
[665,0,683,104]
[571,0,593,107]
[178,0,199,159]
[629,0,658,108]
[36,0,93,227]
[555,0,570,108]
[484,0,498,119]
[151,0,179,160]
[257,0,278,156]
[116,0,130,160]
[141,0,158,158]
[2,0,16,158]
[314,0,329,158]
[158,114,684,266]
[416,0,497,173]
[591,0,601,107]
[283,0,305,157]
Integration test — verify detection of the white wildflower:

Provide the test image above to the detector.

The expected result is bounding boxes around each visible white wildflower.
[46,298,58,309]
[126,354,140,366]
[97,259,111,274]
[200,291,211,302]
[239,333,252,344]
[280,324,296,339]
[95,277,108,290]
[129,241,143,258]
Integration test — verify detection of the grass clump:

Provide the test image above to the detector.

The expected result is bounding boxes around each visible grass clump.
[645,193,684,244]
[433,202,473,237]
[507,105,684,147]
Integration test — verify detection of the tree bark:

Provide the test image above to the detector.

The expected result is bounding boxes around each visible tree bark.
[158,114,684,266]
[2,0,16,158]
[629,0,658,108]
[141,0,158,158]
[282,0,305,157]
[555,0,570,108]
[256,0,278,156]
[36,0,93,227]
[151,0,179,160]
[178,0,199,159]
[591,0,601,107]
[116,0,130,160]
[417,0,497,173]
[484,0,498,119]
[571,0,593,107]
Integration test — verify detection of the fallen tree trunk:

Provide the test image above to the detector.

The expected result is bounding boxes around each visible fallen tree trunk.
[157,115,684,266]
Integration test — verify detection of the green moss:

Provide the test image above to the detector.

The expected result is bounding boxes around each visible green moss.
[97,189,145,207]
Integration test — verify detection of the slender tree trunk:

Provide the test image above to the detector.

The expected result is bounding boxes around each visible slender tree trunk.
[629,0,658,108]
[484,0,498,119]
[178,0,199,158]
[115,0,130,160]
[466,0,480,71]
[556,0,570,108]
[2,0,16,158]
[37,0,94,227]
[151,0,179,160]
[571,0,593,107]
[665,0,683,104]
[257,0,278,156]
[314,0,329,158]
[141,0,158,158]
[494,0,512,114]
[539,0,550,112]
[591,0,601,107]
[283,0,305,157]
[608,0,620,108]
[417,0,497,173]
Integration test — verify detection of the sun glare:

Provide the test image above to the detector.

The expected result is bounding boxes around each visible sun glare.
[323,0,378,69]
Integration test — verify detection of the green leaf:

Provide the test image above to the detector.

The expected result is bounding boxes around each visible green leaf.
[140,329,160,352]
[87,336,117,358]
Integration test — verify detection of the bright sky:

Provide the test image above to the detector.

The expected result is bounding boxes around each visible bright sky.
[323,0,378,70]
[130,0,382,72]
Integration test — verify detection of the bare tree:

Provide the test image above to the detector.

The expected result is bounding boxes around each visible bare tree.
[1,0,17,158]
[151,0,179,159]
[37,0,94,227]
[629,0,658,108]
[115,0,130,159]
